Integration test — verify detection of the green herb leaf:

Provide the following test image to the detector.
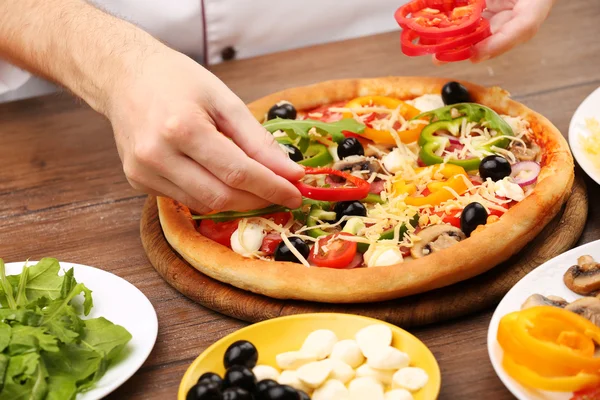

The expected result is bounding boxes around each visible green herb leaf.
[0,323,11,354]
[81,318,132,362]
[45,376,76,400]
[263,118,365,143]
[0,260,16,310]
[0,353,47,400]
[8,326,59,355]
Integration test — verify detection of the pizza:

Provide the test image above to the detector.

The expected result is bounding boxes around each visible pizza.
[157,77,574,303]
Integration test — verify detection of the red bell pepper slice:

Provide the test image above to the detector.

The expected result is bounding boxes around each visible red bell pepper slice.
[401,18,491,56]
[433,44,474,62]
[395,0,486,39]
[294,167,370,201]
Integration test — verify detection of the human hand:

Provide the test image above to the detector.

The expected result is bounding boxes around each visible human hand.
[106,47,304,214]
[471,0,555,62]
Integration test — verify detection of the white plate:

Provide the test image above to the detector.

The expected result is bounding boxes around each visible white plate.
[5,261,158,400]
[487,240,600,400]
[569,86,600,186]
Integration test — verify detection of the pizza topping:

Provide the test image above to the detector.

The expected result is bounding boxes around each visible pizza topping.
[441,82,471,106]
[231,222,266,257]
[479,155,512,182]
[334,201,367,224]
[410,224,465,258]
[298,143,334,167]
[337,137,365,159]
[493,177,526,202]
[460,202,488,237]
[308,233,358,269]
[510,161,541,187]
[268,101,297,121]
[283,143,304,163]
[274,236,311,265]
[364,244,404,268]
[295,167,371,202]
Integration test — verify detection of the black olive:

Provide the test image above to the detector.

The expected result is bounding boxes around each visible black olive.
[441,81,471,105]
[224,341,258,369]
[283,144,303,163]
[223,365,257,392]
[479,155,512,182]
[268,103,297,120]
[223,387,253,400]
[198,372,223,387]
[461,202,488,237]
[334,201,367,223]
[255,379,280,397]
[261,385,300,400]
[296,390,311,400]
[274,237,310,263]
[187,382,223,400]
[337,137,364,159]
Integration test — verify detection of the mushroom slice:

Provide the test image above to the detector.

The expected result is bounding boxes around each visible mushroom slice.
[411,225,466,259]
[564,255,600,296]
[333,156,380,174]
[510,142,539,162]
[565,297,600,327]
[521,294,568,310]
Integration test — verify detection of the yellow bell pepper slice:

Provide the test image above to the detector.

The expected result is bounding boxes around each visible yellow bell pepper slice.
[393,164,469,206]
[343,96,424,144]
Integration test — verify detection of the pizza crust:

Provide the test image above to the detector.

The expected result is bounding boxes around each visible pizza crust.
[157,77,574,303]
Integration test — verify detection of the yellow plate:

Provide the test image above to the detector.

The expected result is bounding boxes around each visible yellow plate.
[178,313,441,399]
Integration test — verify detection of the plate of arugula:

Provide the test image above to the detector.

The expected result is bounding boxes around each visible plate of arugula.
[0,258,158,400]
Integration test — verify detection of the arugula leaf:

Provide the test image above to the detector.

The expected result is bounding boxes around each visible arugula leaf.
[263,118,365,143]
[0,353,47,400]
[81,318,132,362]
[19,259,65,303]
[45,376,76,400]
[8,326,58,355]
[15,265,29,308]
[42,344,102,385]
[0,260,16,310]
[0,324,11,354]
[0,354,9,389]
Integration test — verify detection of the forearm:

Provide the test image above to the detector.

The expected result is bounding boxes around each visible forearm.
[0,0,164,114]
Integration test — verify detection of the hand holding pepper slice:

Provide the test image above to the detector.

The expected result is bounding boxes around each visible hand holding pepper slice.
[343,96,424,144]
[294,167,371,202]
[497,306,600,392]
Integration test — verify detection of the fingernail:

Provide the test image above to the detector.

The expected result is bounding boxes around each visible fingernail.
[289,161,305,175]
[284,195,303,209]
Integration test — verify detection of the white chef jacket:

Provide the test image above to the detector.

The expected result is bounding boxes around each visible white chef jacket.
[0,0,404,103]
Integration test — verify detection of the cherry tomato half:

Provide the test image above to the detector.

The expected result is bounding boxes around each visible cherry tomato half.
[309,233,358,269]
[198,219,240,247]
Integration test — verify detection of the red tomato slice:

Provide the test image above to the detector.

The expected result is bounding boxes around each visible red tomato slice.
[309,233,358,269]
[262,212,292,226]
[260,233,283,255]
[303,101,346,122]
[571,385,600,400]
[198,219,240,247]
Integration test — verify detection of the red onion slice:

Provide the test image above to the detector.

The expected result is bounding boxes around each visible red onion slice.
[510,161,541,187]
[346,253,364,269]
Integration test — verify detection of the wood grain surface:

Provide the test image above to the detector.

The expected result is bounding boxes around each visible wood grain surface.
[141,173,587,327]
[0,0,599,398]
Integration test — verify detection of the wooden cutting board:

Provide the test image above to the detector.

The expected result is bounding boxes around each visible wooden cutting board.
[140,174,588,328]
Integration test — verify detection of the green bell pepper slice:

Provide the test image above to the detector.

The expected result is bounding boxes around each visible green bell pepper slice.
[307,205,337,239]
[298,143,334,167]
[415,103,515,171]
[357,213,419,253]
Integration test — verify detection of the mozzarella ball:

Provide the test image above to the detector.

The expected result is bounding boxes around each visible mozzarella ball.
[348,377,384,400]
[230,223,265,256]
[355,363,394,386]
[367,346,410,370]
[312,379,349,400]
[253,365,280,381]
[278,370,312,393]
[385,389,414,400]
[321,359,355,384]
[355,324,393,358]
[276,351,318,370]
[300,329,338,360]
[296,361,333,389]
[330,339,365,369]
[393,367,429,392]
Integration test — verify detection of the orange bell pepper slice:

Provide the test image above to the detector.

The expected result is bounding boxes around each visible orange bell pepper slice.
[393,164,470,206]
[343,96,424,144]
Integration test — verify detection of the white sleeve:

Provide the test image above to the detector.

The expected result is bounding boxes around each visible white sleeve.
[0,60,31,95]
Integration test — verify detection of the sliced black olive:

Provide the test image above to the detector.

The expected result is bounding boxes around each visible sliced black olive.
[274,237,310,263]
[224,341,258,369]
[198,372,223,388]
[268,103,297,120]
[296,390,311,400]
[334,201,367,223]
[223,387,253,400]
[261,385,300,400]
[461,202,488,237]
[187,382,223,400]
[223,365,257,392]
[442,81,471,105]
[283,144,303,162]
[255,379,279,398]
[337,137,364,159]
[479,155,512,182]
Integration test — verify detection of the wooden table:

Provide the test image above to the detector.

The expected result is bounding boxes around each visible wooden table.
[1,1,599,398]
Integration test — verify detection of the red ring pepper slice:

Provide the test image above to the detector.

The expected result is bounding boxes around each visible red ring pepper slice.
[395,0,486,39]
[294,167,370,201]
[401,18,491,56]
[433,44,474,62]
